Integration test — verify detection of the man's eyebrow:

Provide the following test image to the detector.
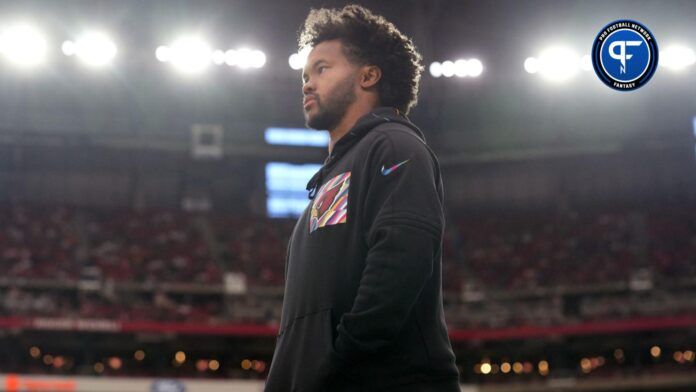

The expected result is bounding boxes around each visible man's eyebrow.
[311,59,328,68]
[303,59,329,77]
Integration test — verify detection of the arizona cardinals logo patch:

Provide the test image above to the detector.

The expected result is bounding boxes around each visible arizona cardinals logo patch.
[309,171,350,233]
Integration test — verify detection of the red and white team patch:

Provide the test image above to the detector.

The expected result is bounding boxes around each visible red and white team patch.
[309,171,350,233]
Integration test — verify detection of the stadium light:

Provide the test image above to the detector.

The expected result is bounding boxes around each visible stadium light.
[538,46,580,81]
[441,60,455,77]
[170,37,212,73]
[288,53,302,70]
[63,32,117,67]
[650,345,661,358]
[155,45,170,62]
[222,48,266,69]
[289,47,311,70]
[454,59,467,77]
[431,58,483,78]
[224,49,237,66]
[211,49,225,65]
[429,61,442,78]
[156,37,212,74]
[174,351,186,363]
[0,24,47,67]
[252,50,266,68]
[235,48,266,69]
[524,57,539,74]
[466,58,483,77]
[660,45,696,71]
[527,46,581,82]
[500,362,511,373]
[237,49,253,68]
[61,41,76,56]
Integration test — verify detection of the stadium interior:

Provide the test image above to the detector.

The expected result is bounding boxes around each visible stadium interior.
[0,0,694,391]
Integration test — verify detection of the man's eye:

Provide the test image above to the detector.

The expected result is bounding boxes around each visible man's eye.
[318,66,326,73]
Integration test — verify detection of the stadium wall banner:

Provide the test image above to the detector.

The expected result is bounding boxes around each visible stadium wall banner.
[0,317,278,336]
[0,315,695,340]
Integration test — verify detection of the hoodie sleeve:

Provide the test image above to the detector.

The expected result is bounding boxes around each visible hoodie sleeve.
[332,129,444,365]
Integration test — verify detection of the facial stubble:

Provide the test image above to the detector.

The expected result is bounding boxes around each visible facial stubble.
[305,72,357,132]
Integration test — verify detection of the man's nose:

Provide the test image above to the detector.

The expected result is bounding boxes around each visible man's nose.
[302,80,314,95]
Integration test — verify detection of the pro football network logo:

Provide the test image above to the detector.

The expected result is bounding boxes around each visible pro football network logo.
[591,20,658,91]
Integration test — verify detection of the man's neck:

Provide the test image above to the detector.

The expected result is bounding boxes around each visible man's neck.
[327,101,375,156]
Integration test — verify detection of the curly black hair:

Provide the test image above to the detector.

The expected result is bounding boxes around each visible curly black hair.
[299,4,423,114]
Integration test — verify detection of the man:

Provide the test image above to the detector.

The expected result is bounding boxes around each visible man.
[264,5,460,391]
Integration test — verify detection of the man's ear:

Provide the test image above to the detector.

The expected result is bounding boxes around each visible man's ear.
[359,65,381,88]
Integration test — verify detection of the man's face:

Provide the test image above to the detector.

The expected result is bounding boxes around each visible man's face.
[302,40,358,131]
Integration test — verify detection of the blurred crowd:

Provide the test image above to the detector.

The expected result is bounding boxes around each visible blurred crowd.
[1,203,695,328]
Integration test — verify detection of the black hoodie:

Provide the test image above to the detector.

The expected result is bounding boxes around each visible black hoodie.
[264,107,460,391]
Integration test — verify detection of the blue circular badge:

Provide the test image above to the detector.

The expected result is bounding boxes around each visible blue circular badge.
[592,20,658,91]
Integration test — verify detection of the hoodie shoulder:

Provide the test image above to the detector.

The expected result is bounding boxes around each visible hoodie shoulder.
[372,123,426,145]
[360,122,431,161]
[357,122,438,176]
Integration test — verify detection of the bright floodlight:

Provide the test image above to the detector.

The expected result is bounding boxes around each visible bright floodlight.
[224,49,237,66]
[236,48,254,68]
[289,47,311,70]
[211,49,225,65]
[155,45,170,62]
[289,53,302,70]
[537,47,580,82]
[524,57,539,74]
[62,41,76,56]
[453,59,483,77]
[168,37,212,74]
[234,48,265,69]
[250,50,266,68]
[454,60,468,77]
[580,54,592,71]
[660,45,696,71]
[66,32,117,66]
[429,62,442,78]
[441,60,455,77]
[467,58,483,77]
[0,24,47,67]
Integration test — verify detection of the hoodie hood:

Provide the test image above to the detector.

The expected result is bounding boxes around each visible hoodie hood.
[306,106,425,199]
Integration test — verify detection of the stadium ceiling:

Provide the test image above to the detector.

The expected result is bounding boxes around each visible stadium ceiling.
[0,0,692,155]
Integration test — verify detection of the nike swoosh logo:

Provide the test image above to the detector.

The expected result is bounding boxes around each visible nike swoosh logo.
[380,159,411,176]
